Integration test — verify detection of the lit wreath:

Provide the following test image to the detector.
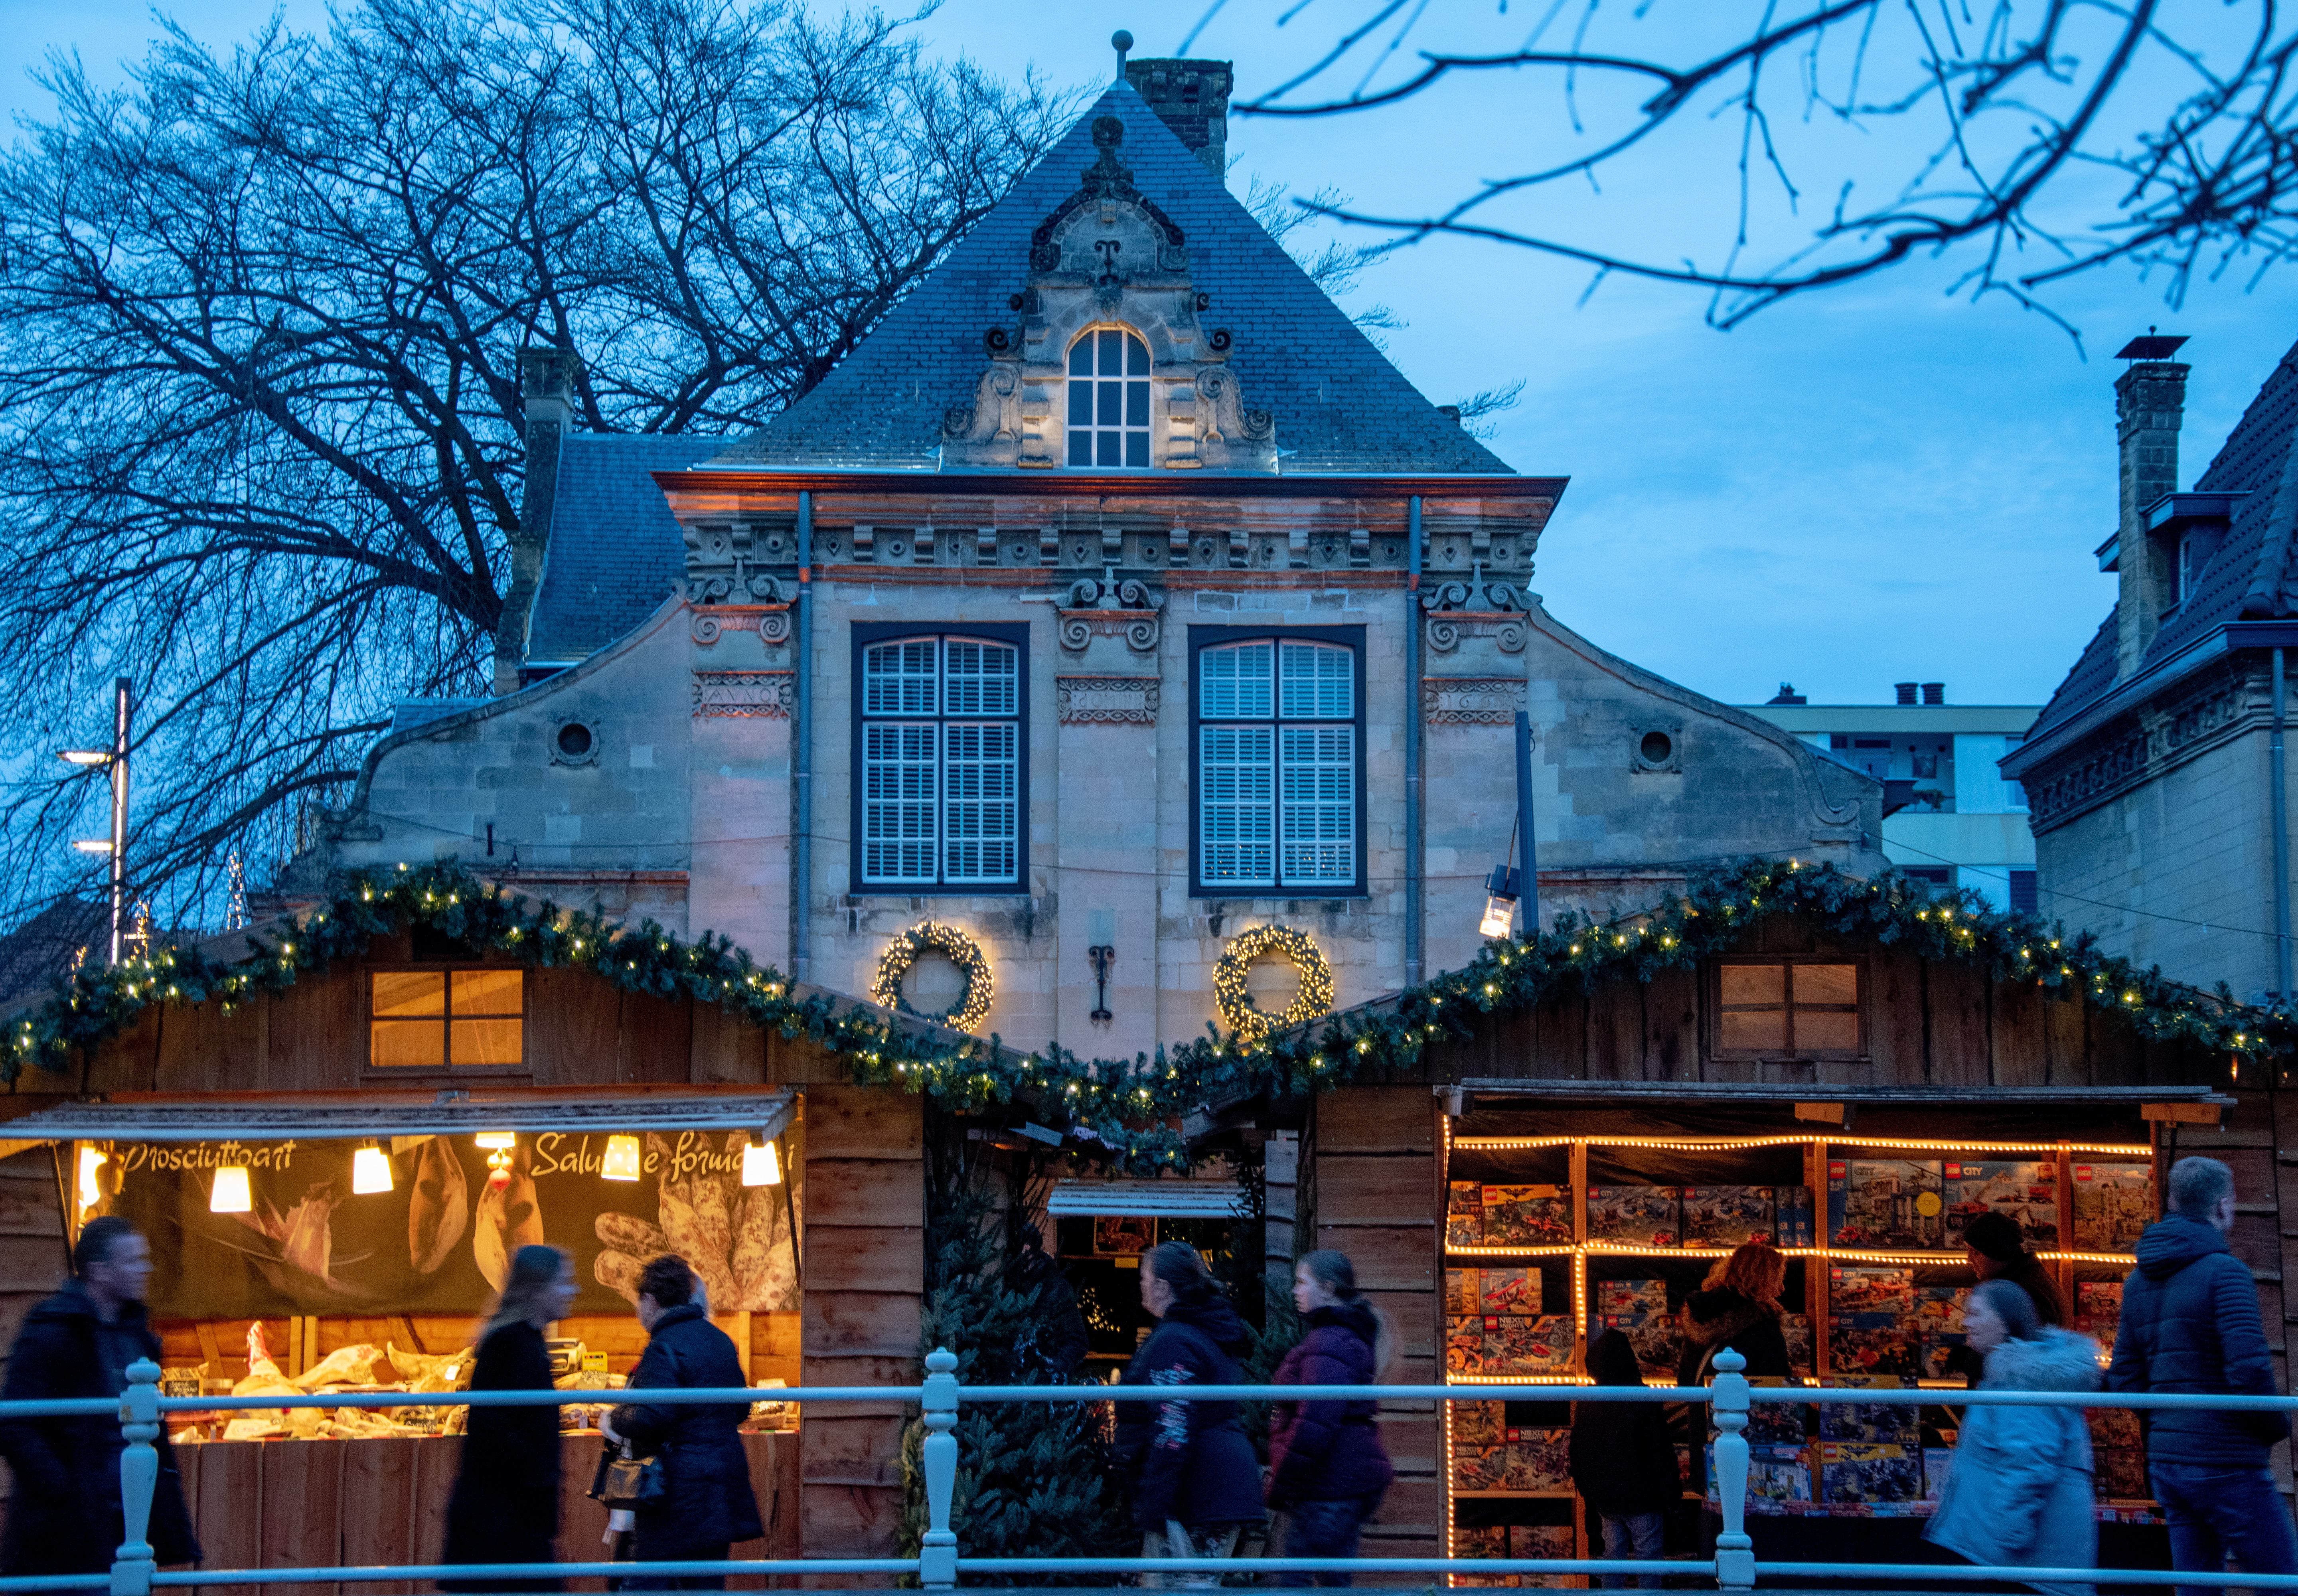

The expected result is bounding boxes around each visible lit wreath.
[871,923,994,1033]
[1213,924,1335,1042]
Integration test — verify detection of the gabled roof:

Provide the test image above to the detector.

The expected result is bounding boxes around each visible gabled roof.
[2027,337,2298,742]
[704,81,1510,475]
[526,433,721,664]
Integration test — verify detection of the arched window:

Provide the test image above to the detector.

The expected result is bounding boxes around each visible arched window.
[1067,327,1151,468]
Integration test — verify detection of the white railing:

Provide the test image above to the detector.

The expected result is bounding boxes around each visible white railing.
[16,1347,2298,1591]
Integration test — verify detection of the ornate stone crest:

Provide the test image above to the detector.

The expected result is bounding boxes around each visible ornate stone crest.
[1056,567,1164,654]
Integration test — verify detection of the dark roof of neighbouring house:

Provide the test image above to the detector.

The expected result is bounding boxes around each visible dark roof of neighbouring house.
[0,899,105,1004]
[525,433,722,664]
[2028,338,2298,743]
[704,79,1510,474]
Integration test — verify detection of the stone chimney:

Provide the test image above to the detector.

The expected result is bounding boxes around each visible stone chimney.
[1125,57,1232,178]
[496,347,583,694]
[2113,336,2190,678]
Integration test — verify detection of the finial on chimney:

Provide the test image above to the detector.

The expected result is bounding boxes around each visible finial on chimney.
[1113,30,1133,82]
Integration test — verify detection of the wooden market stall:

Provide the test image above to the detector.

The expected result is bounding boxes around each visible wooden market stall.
[1301,910,2261,1588]
[0,920,930,1584]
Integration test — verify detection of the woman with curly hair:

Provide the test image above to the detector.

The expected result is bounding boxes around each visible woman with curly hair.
[1677,1241,1791,1385]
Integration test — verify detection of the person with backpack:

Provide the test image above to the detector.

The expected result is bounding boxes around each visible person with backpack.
[1923,1279,2102,1596]
[1113,1241,1263,1587]
[1571,1328,1682,1590]
[2106,1156,2297,1596]
[1266,1250,1396,1586]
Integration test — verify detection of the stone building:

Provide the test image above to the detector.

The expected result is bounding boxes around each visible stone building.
[318,55,1883,1057]
[2005,335,2298,1001]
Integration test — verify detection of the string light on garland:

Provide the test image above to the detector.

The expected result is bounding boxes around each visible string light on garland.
[1213,924,1335,1042]
[870,922,994,1033]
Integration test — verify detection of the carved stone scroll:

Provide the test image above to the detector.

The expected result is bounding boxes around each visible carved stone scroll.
[691,671,795,718]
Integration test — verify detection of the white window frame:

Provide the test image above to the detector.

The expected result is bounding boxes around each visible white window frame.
[855,630,1025,891]
[1065,325,1153,470]
[1190,630,1364,895]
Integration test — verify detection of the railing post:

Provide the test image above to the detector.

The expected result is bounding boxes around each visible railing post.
[112,1357,162,1596]
[920,1346,959,1591]
[1708,1348,1754,1591]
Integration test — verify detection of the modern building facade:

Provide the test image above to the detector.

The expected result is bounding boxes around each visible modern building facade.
[2004,335,2298,1002]
[1743,684,2040,911]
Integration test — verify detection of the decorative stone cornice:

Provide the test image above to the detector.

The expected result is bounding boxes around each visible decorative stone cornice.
[2022,665,2251,830]
[1421,564,1529,654]
[691,606,791,646]
[1056,567,1164,654]
[691,671,794,718]
[1423,676,1527,725]
[1056,675,1161,725]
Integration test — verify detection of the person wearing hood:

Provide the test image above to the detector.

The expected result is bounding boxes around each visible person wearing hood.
[1571,1329,1682,1590]
[0,1216,202,1580]
[1114,1240,1264,1587]
[1266,1250,1396,1586]
[1923,1280,2103,1596]
[2106,1156,2297,1596]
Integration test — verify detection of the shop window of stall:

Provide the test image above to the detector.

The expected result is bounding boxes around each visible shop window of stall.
[1709,958,1864,1059]
[369,968,524,1069]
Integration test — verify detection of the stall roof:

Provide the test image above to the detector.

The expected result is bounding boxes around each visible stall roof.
[1046,1178,1248,1218]
[0,1092,795,1146]
[1453,1081,2231,1104]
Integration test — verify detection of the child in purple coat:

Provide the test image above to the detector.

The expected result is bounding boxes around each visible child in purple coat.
[1267,1250,1396,1587]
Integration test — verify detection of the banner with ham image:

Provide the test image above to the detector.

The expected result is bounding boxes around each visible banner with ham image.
[90,1129,802,1319]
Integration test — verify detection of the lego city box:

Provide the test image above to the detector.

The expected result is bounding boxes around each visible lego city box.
[1481,1185,1573,1247]
[1680,1185,1776,1247]
[1587,1185,1680,1247]
[1827,1159,1945,1249]
[1943,1159,2061,1248]
[2071,1163,2156,1252]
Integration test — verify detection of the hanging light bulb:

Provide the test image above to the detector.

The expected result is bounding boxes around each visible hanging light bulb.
[210,1166,253,1214]
[475,1132,516,1188]
[601,1135,642,1182]
[741,1136,781,1187]
[352,1142,394,1195]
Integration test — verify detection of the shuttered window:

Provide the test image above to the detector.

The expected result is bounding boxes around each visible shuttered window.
[858,634,1023,889]
[1194,635,1361,892]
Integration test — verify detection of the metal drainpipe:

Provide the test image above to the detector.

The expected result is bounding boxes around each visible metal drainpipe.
[1515,707,1539,937]
[1406,496,1423,988]
[793,492,813,987]
[2275,646,2291,1004]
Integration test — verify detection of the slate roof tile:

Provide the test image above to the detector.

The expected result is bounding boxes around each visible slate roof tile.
[527,433,720,663]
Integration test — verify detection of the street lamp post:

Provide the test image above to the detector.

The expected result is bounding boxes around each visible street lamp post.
[1480,710,1539,940]
[60,677,132,964]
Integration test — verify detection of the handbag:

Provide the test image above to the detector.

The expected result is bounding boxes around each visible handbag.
[590,1446,667,1508]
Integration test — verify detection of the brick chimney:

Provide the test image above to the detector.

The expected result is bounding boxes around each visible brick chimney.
[1125,57,1232,179]
[496,347,582,694]
[2113,338,2191,678]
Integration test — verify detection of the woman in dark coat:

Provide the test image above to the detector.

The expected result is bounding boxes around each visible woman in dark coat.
[1675,1243,1791,1508]
[443,1244,578,1593]
[1114,1241,1264,1584]
[0,1217,201,1580]
[607,1256,764,1591]
[1267,1250,1396,1587]
[1571,1329,1682,1590]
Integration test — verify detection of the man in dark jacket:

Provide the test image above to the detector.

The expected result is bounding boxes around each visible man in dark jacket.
[0,1215,202,1579]
[2107,1156,2297,1596]
[1963,1211,2067,1325]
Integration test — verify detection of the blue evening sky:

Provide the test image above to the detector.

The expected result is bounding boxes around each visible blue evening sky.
[7,0,2292,711]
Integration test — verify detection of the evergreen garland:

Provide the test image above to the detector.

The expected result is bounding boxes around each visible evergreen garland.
[8,855,2283,1170]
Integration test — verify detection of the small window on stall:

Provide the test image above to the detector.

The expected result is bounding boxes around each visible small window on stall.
[369,968,524,1068]
[1710,959,1863,1059]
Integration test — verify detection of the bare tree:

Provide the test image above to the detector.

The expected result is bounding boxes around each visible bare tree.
[0,0,1072,931]
[1212,2,2298,331]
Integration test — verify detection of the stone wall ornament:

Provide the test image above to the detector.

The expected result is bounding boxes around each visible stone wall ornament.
[1056,675,1161,725]
[691,671,795,717]
[1422,564,1530,654]
[1057,566,1164,654]
[1424,677,1529,725]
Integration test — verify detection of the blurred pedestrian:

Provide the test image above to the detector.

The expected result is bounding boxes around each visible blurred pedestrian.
[0,1216,201,1581]
[1923,1280,2101,1596]
[1003,1222,1088,1378]
[1571,1329,1680,1590]
[444,1244,578,1593]
[2107,1156,2296,1596]
[606,1257,764,1592]
[1266,1250,1396,1587]
[1962,1211,2068,1325]
[1114,1240,1262,1588]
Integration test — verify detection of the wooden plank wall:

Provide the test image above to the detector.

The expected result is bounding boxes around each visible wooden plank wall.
[1313,1087,1438,1582]
[1422,918,2192,1090]
[790,1081,923,1576]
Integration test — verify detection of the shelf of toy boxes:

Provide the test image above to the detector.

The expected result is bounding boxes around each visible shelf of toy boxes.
[1436,1121,2158,1588]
